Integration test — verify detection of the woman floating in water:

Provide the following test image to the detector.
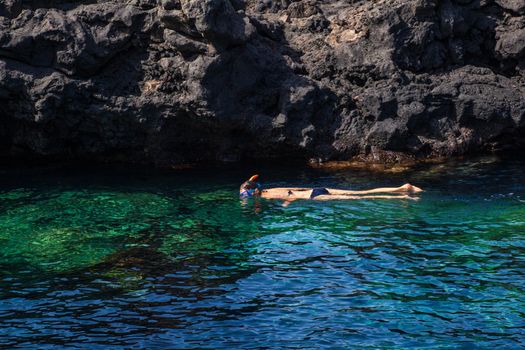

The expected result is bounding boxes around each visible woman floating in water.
[240,175,423,202]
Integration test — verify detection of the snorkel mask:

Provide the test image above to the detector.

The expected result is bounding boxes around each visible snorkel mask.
[240,174,262,198]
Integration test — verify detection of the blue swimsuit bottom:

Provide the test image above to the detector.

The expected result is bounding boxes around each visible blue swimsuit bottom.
[310,188,330,199]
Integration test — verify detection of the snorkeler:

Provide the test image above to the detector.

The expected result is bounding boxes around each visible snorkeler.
[239,175,423,201]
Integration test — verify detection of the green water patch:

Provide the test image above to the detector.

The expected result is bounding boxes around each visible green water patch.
[0,189,174,272]
[158,190,265,264]
[0,186,268,276]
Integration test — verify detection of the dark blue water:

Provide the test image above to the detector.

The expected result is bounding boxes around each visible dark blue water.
[1,157,524,349]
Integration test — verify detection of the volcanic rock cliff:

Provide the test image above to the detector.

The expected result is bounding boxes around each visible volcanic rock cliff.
[0,0,524,166]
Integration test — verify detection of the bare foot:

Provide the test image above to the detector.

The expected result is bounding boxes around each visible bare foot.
[400,183,423,193]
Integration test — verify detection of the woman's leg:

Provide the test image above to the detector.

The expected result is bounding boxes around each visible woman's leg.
[314,194,418,200]
[327,183,423,195]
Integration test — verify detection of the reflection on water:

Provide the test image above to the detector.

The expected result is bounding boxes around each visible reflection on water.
[0,157,524,349]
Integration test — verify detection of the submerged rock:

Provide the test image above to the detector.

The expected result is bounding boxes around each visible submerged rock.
[0,0,523,166]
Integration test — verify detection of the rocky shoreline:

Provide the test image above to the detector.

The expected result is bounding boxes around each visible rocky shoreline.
[0,0,524,166]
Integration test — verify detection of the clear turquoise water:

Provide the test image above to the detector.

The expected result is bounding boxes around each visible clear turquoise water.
[0,157,524,349]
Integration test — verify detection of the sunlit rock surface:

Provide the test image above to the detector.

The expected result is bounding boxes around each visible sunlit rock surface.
[0,0,524,165]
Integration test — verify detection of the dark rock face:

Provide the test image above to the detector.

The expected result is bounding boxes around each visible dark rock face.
[0,0,524,165]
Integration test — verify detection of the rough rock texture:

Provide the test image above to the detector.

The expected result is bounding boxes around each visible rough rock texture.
[0,0,524,165]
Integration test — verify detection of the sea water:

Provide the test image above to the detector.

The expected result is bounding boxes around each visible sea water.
[0,157,524,349]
